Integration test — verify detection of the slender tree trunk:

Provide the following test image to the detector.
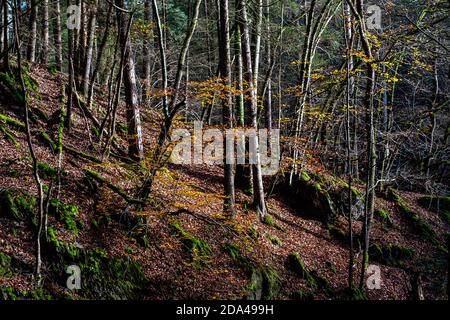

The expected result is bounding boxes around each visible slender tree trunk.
[2,0,9,69]
[218,0,236,216]
[75,0,85,86]
[345,0,377,290]
[235,24,244,126]
[253,0,262,93]
[53,0,63,71]
[83,0,97,97]
[42,0,49,66]
[12,0,45,285]
[237,0,267,219]
[27,0,37,63]
[142,0,152,105]
[138,0,203,201]
[344,0,354,291]
[66,0,74,129]
[87,5,113,109]
[426,52,439,178]
[0,0,3,54]
[115,0,144,161]
[264,0,272,130]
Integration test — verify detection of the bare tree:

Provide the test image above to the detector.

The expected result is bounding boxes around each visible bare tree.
[12,0,45,285]
[237,0,267,219]
[53,0,63,71]
[42,0,49,66]
[115,0,144,160]
[27,0,38,63]
[218,0,236,216]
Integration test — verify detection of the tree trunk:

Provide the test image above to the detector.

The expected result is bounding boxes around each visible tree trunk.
[53,0,63,71]
[237,0,267,219]
[12,0,45,286]
[2,0,9,69]
[142,0,152,106]
[83,0,97,97]
[264,0,272,130]
[115,0,144,161]
[253,0,262,93]
[27,0,37,63]
[218,0,236,216]
[65,0,74,129]
[42,0,49,66]
[87,4,113,109]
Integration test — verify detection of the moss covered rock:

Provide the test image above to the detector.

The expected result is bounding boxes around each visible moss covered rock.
[369,242,414,268]
[48,199,82,235]
[0,287,53,301]
[171,220,212,268]
[277,172,337,223]
[374,208,393,228]
[0,251,12,277]
[276,171,364,224]
[287,252,333,296]
[387,188,438,244]
[44,228,149,299]
[246,265,280,300]
[0,190,36,221]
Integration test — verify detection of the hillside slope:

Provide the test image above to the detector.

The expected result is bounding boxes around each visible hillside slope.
[0,66,449,300]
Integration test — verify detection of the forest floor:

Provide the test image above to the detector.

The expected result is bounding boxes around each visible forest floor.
[0,65,448,300]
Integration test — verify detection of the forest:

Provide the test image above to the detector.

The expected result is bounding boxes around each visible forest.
[0,0,449,301]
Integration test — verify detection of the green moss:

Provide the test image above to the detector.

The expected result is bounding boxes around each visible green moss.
[37,162,58,179]
[45,227,81,260]
[0,251,12,277]
[287,253,315,286]
[117,123,128,134]
[287,253,333,295]
[0,287,18,300]
[247,225,259,240]
[350,187,363,199]
[48,199,81,235]
[0,191,36,221]
[246,265,280,300]
[171,220,212,268]
[125,246,135,255]
[260,266,280,300]
[0,72,25,104]
[84,169,142,204]
[222,243,241,260]
[0,124,19,147]
[313,183,322,192]
[266,233,282,246]
[374,208,393,228]
[0,66,38,105]
[300,171,311,182]
[387,188,437,244]
[327,223,347,243]
[369,243,414,267]
[0,114,25,129]
[0,286,53,301]
[91,126,100,137]
[263,214,285,232]
[309,270,333,296]
[39,131,57,152]
[43,228,148,299]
